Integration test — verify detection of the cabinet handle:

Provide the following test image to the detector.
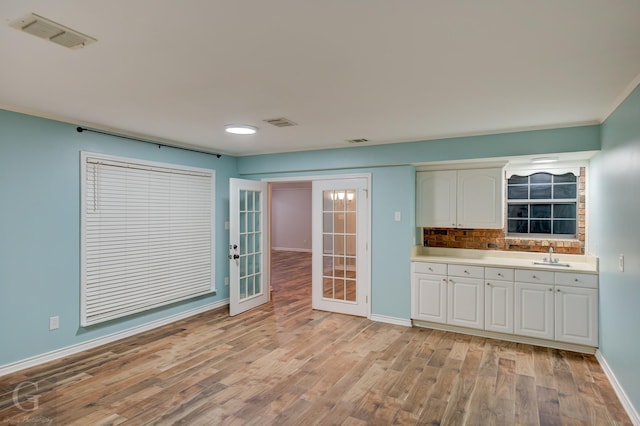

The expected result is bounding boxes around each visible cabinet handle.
[549,287,553,292]
[464,270,469,274]
[532,275,537,279]
[452,223,456,226]
[458,223,462,227]
[574,278,579,282]
[497,273,503,277]
[487,282,491,286]
[428,267,433,271]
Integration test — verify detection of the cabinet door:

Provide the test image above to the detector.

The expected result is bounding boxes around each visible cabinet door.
[457,168,503,229]
[416,171,457,227]
[447,277,484,329]
[515,282,554,340]
[485,280,514,334]
[412,273,447,323]
[555,286,598,346]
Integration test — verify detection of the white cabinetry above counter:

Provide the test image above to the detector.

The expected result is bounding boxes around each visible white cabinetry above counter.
[411,253,599,352]
[416,168,504,229]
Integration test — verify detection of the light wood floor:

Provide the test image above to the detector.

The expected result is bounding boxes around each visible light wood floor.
[0,251,631,425]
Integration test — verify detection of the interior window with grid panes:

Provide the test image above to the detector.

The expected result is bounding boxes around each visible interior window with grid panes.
[507,172,577,237]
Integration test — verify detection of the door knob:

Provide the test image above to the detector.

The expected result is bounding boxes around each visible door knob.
[233,254,240,260]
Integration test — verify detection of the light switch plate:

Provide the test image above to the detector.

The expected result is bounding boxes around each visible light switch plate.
[394,211,401,221]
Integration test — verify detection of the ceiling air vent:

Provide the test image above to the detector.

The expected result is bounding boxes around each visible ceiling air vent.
[263,117,297,128]
[347,138,369,144]
[10,13,97,49]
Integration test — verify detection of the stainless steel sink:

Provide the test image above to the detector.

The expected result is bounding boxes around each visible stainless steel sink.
[532,261,571,267]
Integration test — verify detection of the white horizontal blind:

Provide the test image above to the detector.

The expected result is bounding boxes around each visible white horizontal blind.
[81,153,214,326]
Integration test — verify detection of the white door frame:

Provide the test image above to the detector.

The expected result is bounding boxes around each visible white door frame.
[263,173,372,318]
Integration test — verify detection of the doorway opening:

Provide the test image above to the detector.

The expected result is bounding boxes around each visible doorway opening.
[269,181,313,304]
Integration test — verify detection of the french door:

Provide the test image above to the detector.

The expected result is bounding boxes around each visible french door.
[229,178,269,316]
[312,178,370,317]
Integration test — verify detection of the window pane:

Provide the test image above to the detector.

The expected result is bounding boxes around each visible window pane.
[553,220,576,235]
[531,204,551,218]
[508,219,528,233]
[554,203,576,218]
[531,219,551,233]
[508,175,528,185]
[508,186,528,199]
[508,204,528,218]
[554,173,576,183]
[530,173,552,184]
[530,185,551,199]
[553,184,576,199]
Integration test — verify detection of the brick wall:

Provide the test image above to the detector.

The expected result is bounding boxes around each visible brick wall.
[422,167,586,255]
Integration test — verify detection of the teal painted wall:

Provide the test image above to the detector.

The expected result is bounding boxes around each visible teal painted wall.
[0,106,604,371]
[243,166,416,321]
[590,83,640,412]
[0,109,237,366]
[237,125,600,175]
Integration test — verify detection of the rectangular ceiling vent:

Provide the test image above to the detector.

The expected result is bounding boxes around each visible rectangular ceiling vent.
[10,13,97,49]
[263,117,297,128]
[347,138,369,144]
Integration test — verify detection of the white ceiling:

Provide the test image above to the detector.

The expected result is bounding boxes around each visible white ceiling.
[1,1,640,157]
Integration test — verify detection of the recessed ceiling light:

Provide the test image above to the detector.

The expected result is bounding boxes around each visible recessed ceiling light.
[531,156,559,164]
[225,125,257,135]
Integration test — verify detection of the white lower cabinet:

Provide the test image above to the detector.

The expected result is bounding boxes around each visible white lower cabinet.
[554,285,598,347]
[411,262,447,323]
[411,261,599,349]
[485,267,514,334]
[446,264,485,329]
[514,281,555,340]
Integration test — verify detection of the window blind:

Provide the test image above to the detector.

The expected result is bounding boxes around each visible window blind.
[81,153,215,326]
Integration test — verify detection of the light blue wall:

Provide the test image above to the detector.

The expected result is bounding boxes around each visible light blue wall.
[0,106,603,370]
[0,109,237,366]
[238,125,600,175]
[590,84,640,412]
[238,126,599,321]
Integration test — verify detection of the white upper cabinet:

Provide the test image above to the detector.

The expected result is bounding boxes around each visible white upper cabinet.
[416,168,504,229]
[416,170,457,227]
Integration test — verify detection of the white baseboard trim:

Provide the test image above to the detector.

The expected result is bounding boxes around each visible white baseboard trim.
[0,299,229,377]
[595,350,640,425]
[370,314,412,327]
[271,247,312,253]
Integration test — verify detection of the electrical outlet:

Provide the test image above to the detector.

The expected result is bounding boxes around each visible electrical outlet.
[49,316,59,330]
[619,254,624,272]
[225,277,229,286]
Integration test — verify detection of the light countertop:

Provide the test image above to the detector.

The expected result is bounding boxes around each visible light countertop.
[411,246,598,274]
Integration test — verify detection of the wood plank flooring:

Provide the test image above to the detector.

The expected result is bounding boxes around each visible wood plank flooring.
[0,250,632,425]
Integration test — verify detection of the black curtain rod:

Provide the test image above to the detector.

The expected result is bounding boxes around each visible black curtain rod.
[76,127,222,158]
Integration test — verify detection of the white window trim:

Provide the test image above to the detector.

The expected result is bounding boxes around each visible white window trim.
[505,163,581,238]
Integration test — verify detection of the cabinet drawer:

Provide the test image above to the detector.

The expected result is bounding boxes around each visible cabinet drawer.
[555,272,598,289]
[413,262,447,275]
[485,267,514,281]
[448,264,484,279]
[515,269,554,284]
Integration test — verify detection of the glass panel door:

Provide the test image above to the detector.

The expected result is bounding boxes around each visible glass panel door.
[230,178,269,316]
[312,178,369,317]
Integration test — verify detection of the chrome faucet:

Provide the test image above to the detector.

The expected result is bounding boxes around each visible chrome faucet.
[546,246,558,263]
